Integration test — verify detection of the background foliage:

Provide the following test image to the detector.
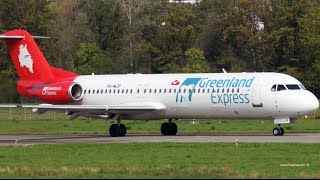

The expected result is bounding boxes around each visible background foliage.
[0,0,319,102]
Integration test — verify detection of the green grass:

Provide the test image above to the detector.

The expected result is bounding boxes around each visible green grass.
[0,108,320,134]
[0,107,319,135]
[0,118,320,135]
[0,143,319,178]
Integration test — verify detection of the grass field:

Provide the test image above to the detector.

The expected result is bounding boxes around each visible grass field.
[1,118,320,135]
[0,107,319,135]
[0,108,319,179]
[0,143,319,178]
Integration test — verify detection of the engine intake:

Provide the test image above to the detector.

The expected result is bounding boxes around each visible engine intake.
[69,83,83,101]
[32,81,83,104]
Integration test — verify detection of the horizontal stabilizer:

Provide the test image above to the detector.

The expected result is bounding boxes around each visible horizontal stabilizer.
[0,35,50,39]
[0,105,20,108]
[0,35,24,39]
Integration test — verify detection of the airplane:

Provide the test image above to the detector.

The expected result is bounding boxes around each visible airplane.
[0,29,318,137]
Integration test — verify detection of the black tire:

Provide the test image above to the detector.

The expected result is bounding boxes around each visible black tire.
[273,128,279,136]
[109,124,120,137]
[169,123,178,135]
[120,124,127,136]
[279,127,284,136]
[161,123,170,136]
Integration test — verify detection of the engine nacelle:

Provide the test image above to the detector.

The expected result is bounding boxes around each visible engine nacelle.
[32,81,83,104]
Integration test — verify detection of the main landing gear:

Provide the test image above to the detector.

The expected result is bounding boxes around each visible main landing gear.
[109,117,127,137]
[161,119,178,136]
[108,118,178,137]
[273,125,284,136]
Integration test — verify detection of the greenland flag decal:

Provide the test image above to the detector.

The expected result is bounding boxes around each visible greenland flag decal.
[171,80,180,85]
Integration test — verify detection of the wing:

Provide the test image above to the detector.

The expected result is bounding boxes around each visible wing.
[1,102,167,120]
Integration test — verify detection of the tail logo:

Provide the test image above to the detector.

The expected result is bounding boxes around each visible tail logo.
[18,44,34,73]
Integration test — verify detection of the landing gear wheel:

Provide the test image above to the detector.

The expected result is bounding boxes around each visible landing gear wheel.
[161,122,178,136]
[279,127,284,136]
[120,124,127,136]
[161,123,170,135]
[273,128,279,136]
[170,123,178,135]
[273,127,285,136]
[109,124,120,137]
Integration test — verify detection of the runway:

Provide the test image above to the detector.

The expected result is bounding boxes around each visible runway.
[0,133,320,146]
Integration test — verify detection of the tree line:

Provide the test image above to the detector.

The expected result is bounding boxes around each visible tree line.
[0,0,319,103]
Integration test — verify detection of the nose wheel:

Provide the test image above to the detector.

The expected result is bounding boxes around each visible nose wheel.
[273,126,284,136]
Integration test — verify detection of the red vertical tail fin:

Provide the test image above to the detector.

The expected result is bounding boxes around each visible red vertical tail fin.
[1,29,55,81]
[0,29,79,98]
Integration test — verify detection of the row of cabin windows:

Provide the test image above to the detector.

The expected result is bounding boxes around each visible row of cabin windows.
[83,88,241,95]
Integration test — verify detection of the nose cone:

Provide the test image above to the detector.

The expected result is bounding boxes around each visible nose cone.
[304,91,319,114]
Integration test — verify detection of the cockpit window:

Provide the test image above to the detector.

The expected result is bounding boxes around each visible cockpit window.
[299,84,306,90]
[271,85,276,92]
[277,84,287,91]
[286,84,300,90]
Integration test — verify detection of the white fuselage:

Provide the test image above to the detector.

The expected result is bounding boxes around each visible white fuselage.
[73,72,319,120]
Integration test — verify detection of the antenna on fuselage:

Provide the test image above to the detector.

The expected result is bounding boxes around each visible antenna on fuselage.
[222,68,227,73]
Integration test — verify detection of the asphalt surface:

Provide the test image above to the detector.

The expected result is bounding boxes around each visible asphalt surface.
[0,133,320,146]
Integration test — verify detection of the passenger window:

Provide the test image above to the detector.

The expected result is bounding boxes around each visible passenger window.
[105,89,108,94]
[159,89,162,93]
[169,89,171,93]
[137,89,140,93]
[198,89,200,93]
[277,85,287,91]
[126,89,129,94]
[271,85,276,92]
[154,89,157,93]
[184,89,186,93]
[286,84,300,90]
[207,89,210,93]
[88,90,91,94]
[164,89,167,93]
[130,89,133,93]
[144,89,146,93]
[84,90,86,94]
[149,89,152,93]
[174,89,176,93]
[93,90,95,94]
[193,89,196,93]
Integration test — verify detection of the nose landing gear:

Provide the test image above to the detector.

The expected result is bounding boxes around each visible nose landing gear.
[273,125,284,136]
